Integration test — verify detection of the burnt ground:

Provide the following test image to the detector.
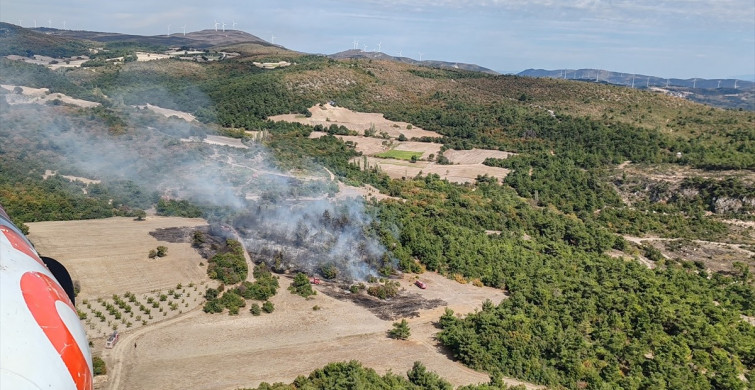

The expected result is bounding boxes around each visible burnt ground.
[320,283,446,321]
[149,225,228,260]
[152,225,447,320]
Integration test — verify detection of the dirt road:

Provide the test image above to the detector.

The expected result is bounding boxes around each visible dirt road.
[107,274,539,390]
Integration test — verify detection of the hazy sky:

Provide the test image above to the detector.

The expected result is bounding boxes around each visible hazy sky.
[2,0,754,79]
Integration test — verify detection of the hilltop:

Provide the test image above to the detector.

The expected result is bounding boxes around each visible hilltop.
[329,49,498,74]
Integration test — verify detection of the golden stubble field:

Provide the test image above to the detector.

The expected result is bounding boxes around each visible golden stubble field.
[27,217,209,299]
[26,217,539,390]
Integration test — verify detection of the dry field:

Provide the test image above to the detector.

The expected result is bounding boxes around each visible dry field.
[25,217,538,390]
[308,133,443,159]
[104,273,538,390]
[1,84,100,108]
[444,149,517,165]
[26,217,210,299]
[271,103,442,139]
[393,141,443,157]
[135,103,196,122]
[359,157,510,184]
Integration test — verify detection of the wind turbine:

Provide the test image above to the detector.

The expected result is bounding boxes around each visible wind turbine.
[595,69,600,82]
[631,74,635,88]
[399,50,402,57]
[271,34,276,44]
[377,42,382,52]
[48,19,52,28]
[167,24,171,37]
[717,80,721,88]
[62,21,66,30]
[418,52,424,61]
[18,19,22,26]
[222,22,226,32]
[214,20,219,31]
[183,25,186,36]
[666,78,670,87]
[734,80,738,89]
[353,39,358,50]
[34,19,37,28]
[693,78,697,88]
[646,77,650,88]
[232,20,238,29]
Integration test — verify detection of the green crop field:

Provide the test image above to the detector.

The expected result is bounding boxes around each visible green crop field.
[374,150,423,161]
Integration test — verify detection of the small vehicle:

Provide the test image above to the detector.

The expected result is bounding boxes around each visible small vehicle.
[106,331,120,349]
[415,280,427,289]
[309,277,321,285]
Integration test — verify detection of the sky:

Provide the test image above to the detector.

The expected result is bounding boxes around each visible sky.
[2,0,754,79]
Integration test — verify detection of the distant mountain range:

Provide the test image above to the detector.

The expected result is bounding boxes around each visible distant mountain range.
[519,68,754,110]
[2,22,751,110]
[329,49,498,75]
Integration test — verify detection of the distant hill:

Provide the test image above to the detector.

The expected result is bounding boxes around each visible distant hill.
[329,49,498,75]
[519,68,754,110]
[31,27,271,50]
[0,22,89,57]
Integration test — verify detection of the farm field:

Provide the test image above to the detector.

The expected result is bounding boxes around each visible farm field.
[270,103,442,139]
[374,149,424,161]
[25,217,536,390]
[26,216,210,299]
[103,273,535,390]
[358,156,511,184]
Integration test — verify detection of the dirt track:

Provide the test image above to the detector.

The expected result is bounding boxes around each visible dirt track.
[105,274,538,390]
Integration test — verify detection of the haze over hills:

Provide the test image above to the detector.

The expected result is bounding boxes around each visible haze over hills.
[3,21,751,111]
[520,68,755,110]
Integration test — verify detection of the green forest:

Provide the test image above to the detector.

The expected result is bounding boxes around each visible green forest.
[0,29,753,389]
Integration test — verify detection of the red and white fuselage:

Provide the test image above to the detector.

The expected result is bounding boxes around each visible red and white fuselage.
[0,207,93,390]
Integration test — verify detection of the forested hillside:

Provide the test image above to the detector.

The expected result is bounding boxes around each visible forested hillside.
[0,29,753,389]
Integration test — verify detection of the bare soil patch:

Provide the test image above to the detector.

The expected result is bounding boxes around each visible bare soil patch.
[444,149,516,165]
[359,157,510,184]
[135,103,196,122]
[43,169,101,185]
[271,103,442,139]
[1,84,100,108]
[103,273,533,390]
[26,217,209,299]
[623,236,755,273]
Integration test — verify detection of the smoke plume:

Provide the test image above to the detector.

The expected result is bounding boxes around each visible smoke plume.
[0,84,389,281]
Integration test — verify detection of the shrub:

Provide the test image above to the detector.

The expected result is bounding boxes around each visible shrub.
[250,303,261,316]
[92,356,107,376]
[389,319,411,340]
[262,301,274,313]
[289,273,316,297]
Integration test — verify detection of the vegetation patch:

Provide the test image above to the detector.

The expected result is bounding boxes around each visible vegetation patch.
[374,149,423,161]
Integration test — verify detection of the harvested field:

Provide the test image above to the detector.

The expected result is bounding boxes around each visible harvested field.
[444,148,516,165]
[1,84,100,108]
[26,217,210,299]
[271,103,441,139]
[359,157,510,184]
[393,141,443,157]
[135,103,196,122]
[103,273,533,390]
[28,217,537,389]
